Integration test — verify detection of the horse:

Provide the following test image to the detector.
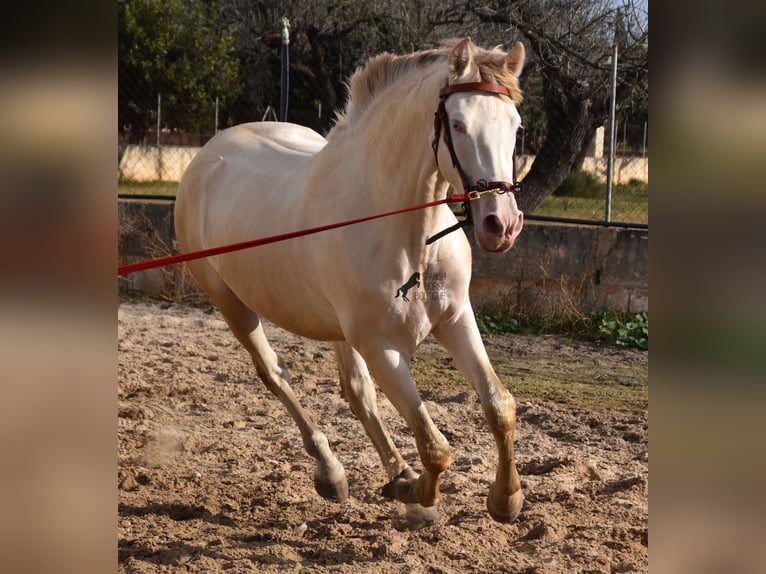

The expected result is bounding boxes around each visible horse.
[174,38,526,523]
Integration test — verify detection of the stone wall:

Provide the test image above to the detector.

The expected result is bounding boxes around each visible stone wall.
[468,225,648,316]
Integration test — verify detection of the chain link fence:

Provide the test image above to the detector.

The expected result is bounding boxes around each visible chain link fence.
[119,83,647,228]
[517,122,648,227]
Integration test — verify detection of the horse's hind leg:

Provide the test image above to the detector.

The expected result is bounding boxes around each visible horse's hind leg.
[191,266,348,501]
[334,342,415,483]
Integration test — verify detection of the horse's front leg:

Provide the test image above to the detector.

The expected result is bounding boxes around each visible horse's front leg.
[433,306,524,523]
[356,345,452,509]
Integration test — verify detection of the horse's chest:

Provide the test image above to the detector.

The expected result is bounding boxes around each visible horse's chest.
[392,269,467,339]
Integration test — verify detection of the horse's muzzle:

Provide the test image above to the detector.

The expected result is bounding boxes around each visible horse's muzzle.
[477,211,524,252]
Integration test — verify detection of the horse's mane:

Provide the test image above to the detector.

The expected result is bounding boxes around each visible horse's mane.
[329,40,523,139]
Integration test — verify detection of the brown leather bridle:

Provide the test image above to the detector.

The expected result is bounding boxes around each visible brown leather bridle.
[432,81,522,197]
[426,81,522,245]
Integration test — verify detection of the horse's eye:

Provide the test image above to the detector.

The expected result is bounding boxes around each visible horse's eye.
[452,121,466,134]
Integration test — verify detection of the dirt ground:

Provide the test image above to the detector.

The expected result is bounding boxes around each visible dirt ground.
[118,300,648,573]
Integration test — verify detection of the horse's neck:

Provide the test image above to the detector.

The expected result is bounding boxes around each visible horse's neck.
[314,70,453,263]
[342,72,450,225]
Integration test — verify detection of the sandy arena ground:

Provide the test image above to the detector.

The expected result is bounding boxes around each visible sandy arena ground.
[118,300,648,573]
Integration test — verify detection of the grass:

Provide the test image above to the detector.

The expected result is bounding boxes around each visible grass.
[408,309,648,414]
[535,192,648,224]
[535,174,648,224]
[118,180,179,197]
[411,337,648,414]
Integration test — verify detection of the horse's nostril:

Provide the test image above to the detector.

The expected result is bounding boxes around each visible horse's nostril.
[484,214,504,236]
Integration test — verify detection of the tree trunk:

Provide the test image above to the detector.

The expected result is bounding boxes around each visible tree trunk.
[573,128,596,172]
[518,85,605,213]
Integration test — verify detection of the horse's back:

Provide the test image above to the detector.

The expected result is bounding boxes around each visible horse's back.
[176,122,325,248]
[222,121,327,156]
[179,122,325,198]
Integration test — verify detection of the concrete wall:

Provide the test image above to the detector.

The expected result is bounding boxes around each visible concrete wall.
[119,145,648,185]
[468,225,648,316]
[514,155,648,185]
[118,199,648,316]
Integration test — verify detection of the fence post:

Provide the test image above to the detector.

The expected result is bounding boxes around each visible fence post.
[156,93,161,148]
[642,120,647,157]
[156,93,163,180]
[215,95,219,134]
[604,36,618,222]
[280,17,290,122]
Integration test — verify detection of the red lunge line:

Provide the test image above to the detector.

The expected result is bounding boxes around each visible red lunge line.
[117,196,472,276]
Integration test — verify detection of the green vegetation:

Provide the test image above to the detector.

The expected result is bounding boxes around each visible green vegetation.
[536,170,648,223]
[452,308,649,413]
[119,0,240,141]
[595,310,648,350]
[118,0,646,217]
[118,177,649,228]
[553,169,604,199]
[118,180,179,197]
[413,309,648,413]
[476,308,649,350]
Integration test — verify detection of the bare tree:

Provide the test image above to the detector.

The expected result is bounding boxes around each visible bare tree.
[217,0,647,210]
[473,0,648,212]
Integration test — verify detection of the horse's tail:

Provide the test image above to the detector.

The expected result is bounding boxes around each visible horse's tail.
[395,288,401,298]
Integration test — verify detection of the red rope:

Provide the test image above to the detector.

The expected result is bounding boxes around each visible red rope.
[118,194,473,276]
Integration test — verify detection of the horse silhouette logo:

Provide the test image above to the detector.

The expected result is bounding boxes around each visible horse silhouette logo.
[395,272,421,302]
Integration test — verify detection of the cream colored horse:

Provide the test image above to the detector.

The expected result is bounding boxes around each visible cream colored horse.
[175,38,526,523]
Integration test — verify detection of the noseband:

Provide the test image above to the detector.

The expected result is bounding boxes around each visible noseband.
[426,82,522,245]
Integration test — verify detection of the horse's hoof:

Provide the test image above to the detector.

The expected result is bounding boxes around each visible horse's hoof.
[487,485,524,523]
[381,475,408,500]
[314,475,349,502]
[381,469,418,502]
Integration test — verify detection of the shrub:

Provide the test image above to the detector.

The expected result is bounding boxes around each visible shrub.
[615,178,648,195]
[553,169,604,199]
[595,310,648,350]
[475,309,648,350]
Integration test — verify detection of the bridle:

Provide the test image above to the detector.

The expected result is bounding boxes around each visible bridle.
[427,81,522,245]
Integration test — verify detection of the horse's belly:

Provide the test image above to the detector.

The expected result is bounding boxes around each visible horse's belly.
[262,310,345,342]
[217,253,346,342]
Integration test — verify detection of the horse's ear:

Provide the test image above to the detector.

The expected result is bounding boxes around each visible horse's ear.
[505,42,526,77]
[449,37,478,81]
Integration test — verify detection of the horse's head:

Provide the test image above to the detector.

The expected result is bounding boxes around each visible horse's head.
[435,38,526,253]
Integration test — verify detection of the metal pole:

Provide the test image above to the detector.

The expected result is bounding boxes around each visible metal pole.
[642,120,647,157]
[156,93,162,180]
[215,96,219,134]
[280,17,290,122]
[156,93,161,148]
[604,39,618,222]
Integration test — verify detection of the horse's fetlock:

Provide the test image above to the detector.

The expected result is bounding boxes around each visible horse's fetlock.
[422,441,452,475]
[305,431,329,458]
